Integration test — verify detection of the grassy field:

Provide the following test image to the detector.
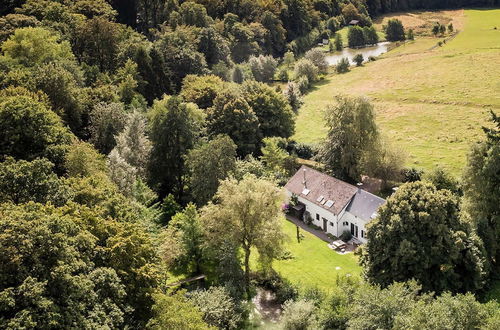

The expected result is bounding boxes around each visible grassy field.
[263,219,361,292]
[294,9,500,175]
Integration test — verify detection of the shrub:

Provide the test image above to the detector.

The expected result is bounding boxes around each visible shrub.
[281,299,319,330]
[340,230,352,242]
[278,67,289,82]
[296,76,310,94]
[284,82,303,112]
[287,141,317,159]
[248,55,277,82]
[401,167,424,182]
[407,29,415,41]
[368,55,377,61]
[353,54,364,66]
[334,33,343,51]
[293,58,318,83]
[363,26,379,45]
[335,57,350,73]
[253,271,298,304]
[304,48,328,74]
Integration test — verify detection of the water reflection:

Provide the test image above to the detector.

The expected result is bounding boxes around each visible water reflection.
[325,42,391,65]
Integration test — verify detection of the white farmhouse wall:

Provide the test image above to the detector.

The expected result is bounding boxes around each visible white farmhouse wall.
[338,212,369,244]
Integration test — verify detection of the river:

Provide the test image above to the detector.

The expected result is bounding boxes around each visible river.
[325,42,391,65]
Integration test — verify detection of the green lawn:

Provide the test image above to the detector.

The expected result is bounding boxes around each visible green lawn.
[262,219,361,292]
[294,9,500,175]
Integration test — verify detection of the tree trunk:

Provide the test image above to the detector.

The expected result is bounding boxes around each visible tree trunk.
[244,247,251,300]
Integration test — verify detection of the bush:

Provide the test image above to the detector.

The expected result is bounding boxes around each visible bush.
[407,29,415,41]
[296,76,310,94]
[293,58,318,83]
[248,55,277,82]
[353,54,364,66]
[284,82,303,112]
[281,299,319,330]
[278,67,289,82]
[368,55,377,61]
[253,271,299,304]
[340,230,352,242]
[304,48,328,74]
[335,57,350,74]
[363,26,379,45]
[334,33,343,51]
[401,167,424,182]
[287,141,317,159]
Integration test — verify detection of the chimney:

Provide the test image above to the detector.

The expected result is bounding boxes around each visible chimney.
[303,168,307,188]
[356,182,363,192]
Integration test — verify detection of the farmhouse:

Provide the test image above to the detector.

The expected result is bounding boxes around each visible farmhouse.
[285,166,385,244]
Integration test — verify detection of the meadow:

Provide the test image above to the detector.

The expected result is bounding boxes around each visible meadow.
[294,9,500,175]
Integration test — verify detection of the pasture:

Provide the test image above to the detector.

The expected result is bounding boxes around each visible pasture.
[294,9,500,175]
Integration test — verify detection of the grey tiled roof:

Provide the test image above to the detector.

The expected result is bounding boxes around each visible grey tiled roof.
[345,189,386,221]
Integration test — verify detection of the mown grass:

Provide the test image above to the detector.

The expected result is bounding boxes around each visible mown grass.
[258,219,361,292]
[294,9,500,175]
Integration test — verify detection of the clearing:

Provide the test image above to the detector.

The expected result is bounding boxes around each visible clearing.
[294,9,500,175]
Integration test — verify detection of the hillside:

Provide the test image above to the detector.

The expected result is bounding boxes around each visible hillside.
[294,9,500,174]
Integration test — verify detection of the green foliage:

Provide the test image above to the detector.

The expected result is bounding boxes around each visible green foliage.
[64,141,107,178]
[0,14,39,43]
[334,32,343,51]
[283,51,295,69]
[353,54,364,66]
[207,89,260,156]
[201,175,286,298]
[280,299,319,330]
[261,137,294,179]
[318,95,378,181]
[304,48,328,74]
[161,204,205,274]
[89,102,126,154]
[248,55,278,83]
[180,74,225,109]
[407,28,415,40]
[1,27,74,66]
[148,96,205,199]
[188,287,242,329]
[463,111,500,274]
[361,181,487,294]
[186,135,237,206]
[242,80,295,139]
[361,138,406,188]
[385,18,406,41]
[0,157,68,205]
[363,26,379,45]
[336,57,350,73]
[423,166,461,194]
[284,81,303,112]
[158,194,182,226]
[293,58,318,83]
[0,87,72,169]
[348,26,366,48]
[148,291,212,330]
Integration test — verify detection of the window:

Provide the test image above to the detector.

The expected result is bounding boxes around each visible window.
[361,230,365,238]
[316,213,319,220]
[343,221,348,226]
[329,222,334,226]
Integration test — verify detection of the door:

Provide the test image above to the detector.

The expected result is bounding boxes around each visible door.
[350,223,358,237]
[323,218,328,232]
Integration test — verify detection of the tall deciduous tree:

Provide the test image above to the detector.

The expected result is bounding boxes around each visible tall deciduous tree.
[89,102,127,154]
[186,135,237,206]
[201,175,286,298]
[148,96,205,199]
[462,111,500,275]
[318,95,378,182]
[385,18,406,42]
[361,181,487,294]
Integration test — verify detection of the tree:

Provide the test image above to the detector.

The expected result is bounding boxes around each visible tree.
[248,55,278,83]
[187,287,241,329]
[353,54,364,66]
[180,74,225,109]
[293,58,318,83]
[231,65,245,83]
[348,26,366,48]
[284,81,303,113]
[0,14,39,43]
[161,204,205,274]
[148,96,205,200]
[423,166,461,194]
[432,23,440,36]
[0,157,68,205]
[260,11,287,57]
[147,291,212,330]
[186,135,237,206]
[260,137,294,178]
[201,175,286,298]
[336,57,350,73]
[448,22,454,33]
[462,111,500,275]
[198,27,231,66]
[385,19,406,42]
[242,80,295,139]
[89,102,127,154]
[283,51,295,69]
[363,26,379,45]
[0,87,72,170]
[318,95,378,182]
[1,27,74,66]
[407,28,415,40]
[361,138,406,188]
[304,48,328,74]
[207,89,260,156]
[361,181,487,294]
[0,203,127,329]
[334,32,343,51]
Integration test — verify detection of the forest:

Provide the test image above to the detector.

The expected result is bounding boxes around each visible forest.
[0,0,499,329]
